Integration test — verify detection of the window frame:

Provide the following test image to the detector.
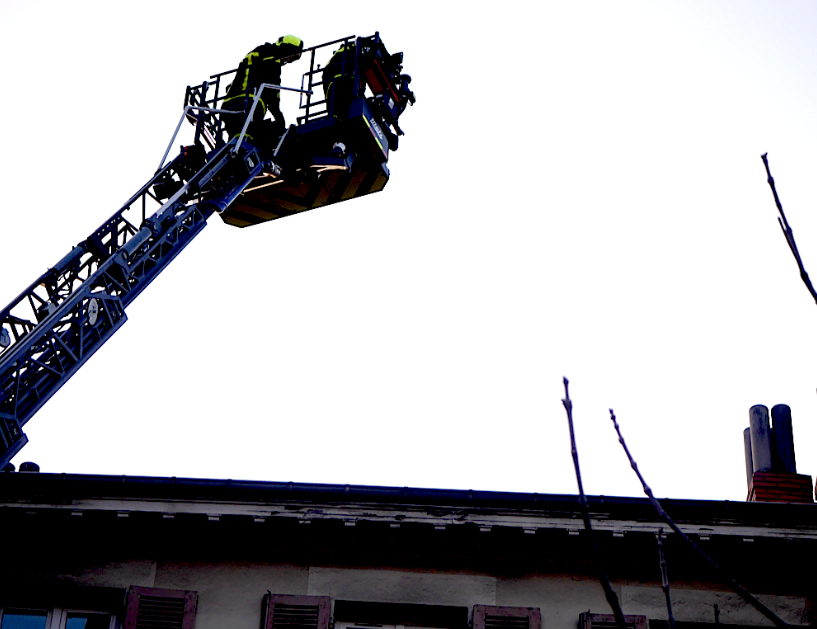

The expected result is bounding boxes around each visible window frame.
[579,612,648,629]
[123,586,197,629]
[0,606,117,629]
[263,594,331,629]
[333,600,468,629]
[336,622,447,629]
[472,605,542,629]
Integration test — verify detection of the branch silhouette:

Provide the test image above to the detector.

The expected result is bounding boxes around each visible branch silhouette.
[656,530,675,629]
[609,408,786,627]
[761,153,817,305]
[562,378,628,629]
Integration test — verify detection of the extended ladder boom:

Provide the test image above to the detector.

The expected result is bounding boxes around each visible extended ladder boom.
[0,32,415,469]
[0,139,270,468]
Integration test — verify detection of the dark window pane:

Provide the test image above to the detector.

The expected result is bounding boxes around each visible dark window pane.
[66,615,110,629]
[1,613,48,629]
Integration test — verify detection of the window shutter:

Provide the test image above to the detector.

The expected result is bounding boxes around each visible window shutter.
[473,606,541,629]
[579,612,647,629]
[263,594,331,629]
[125,587,197,629]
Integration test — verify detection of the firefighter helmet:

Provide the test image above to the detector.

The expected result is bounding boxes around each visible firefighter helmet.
[274,35,304,63]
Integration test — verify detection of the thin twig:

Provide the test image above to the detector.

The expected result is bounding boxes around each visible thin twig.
[656,530,675,629]
[761,153,817,305]
[562,378,628,629]
[609,409,787,627]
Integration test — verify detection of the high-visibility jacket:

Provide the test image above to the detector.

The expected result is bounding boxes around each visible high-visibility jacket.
[224,43,284,119]
[322,42,356,98]
[322,42,359,119]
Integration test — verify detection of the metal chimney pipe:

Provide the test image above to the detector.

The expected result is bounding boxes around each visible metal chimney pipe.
[749,405,773,472]
[743,427,754,489]
[772,404,797,473]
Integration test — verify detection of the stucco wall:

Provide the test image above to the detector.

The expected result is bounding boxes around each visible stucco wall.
[498,574,808,628]
[498,574,613,629]
[6,559,808,629]
[621,585,807,626]
[308,567,497,607]
[155,562,308,629]
[8,559,156,590]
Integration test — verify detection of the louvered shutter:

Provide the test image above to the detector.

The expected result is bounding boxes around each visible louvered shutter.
[125,587,197,629]
[263,594,331,629]
[578,613,647,629]
[472,606,541,629]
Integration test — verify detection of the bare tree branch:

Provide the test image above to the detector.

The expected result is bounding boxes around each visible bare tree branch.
[562,378,628,629]
[761,153,817,305]
[608,408,787,627]
[656,531,675,629]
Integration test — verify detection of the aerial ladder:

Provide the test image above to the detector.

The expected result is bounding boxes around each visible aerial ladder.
[0,34,415,468]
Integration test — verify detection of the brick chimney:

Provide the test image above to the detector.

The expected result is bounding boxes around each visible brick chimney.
[743,404,813,504]
[747,472,813,503]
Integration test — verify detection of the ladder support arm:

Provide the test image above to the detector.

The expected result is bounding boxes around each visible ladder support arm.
[0,140,270,469]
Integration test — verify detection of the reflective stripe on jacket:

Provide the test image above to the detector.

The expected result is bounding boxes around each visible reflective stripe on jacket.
[225,43,284,114]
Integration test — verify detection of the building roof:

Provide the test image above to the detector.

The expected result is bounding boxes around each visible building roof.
[2,472,816,540]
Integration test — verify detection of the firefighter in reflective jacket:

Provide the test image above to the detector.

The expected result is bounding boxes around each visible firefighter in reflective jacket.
[322,41,358,121]
[222,35,304,146]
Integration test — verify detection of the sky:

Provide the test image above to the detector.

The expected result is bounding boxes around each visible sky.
[2,1,817,502]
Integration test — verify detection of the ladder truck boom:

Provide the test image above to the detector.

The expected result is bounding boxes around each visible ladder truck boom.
[0,140,270,468]
[0,32,414,469]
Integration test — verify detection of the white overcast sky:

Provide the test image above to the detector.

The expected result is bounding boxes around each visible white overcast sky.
[2,1,817,502]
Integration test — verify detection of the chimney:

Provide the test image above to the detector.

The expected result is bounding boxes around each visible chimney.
[743,404,813,503]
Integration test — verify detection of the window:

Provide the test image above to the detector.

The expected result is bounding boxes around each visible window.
[338,622,446,629]
[472,606,541,629]
[0,584,124,629]
[2,586,194,629]
[124,587,196,629]
[0,608,115,629]
[579,613,647,629]
[0,611,49,629]
[333,600,467,629]
[263,594,330,629]
[649,622,781,629]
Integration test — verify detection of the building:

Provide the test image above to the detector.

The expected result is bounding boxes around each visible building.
[0,470,814,629]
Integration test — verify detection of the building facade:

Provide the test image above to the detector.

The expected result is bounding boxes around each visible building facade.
[0,473,814,629]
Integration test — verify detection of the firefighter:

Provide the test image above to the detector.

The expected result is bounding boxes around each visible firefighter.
[322,40,359,121]
[222,35,304,147]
